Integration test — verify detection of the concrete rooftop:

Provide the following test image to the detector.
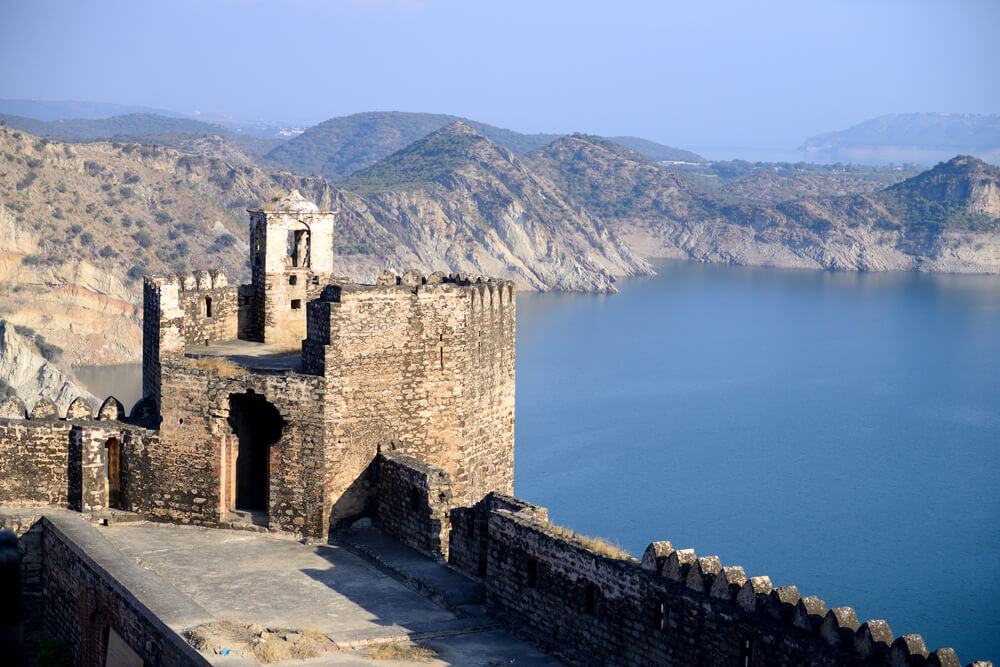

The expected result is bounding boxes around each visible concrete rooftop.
[185,340,302,372]
[98,521,560,666]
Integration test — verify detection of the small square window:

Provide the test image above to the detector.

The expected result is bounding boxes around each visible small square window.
[290,299,301,310]
[289,275,297,285]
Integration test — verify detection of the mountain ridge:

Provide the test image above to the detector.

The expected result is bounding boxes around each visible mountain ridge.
[801,113,1000,165]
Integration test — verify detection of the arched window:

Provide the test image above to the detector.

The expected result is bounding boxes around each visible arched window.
[205,296,213,318]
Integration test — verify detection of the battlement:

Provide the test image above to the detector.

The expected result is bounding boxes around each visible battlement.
[0,395,146,423]
[481,507,978,666]
[0,395,157,514]
[369,451,989,666]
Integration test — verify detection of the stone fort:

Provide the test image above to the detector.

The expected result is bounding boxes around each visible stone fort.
[0,192,990,666]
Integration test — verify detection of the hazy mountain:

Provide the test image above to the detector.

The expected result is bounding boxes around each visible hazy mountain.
[0,98,186,121]
[607,136,704,163]
[0,112,283,157]
[265,111,706,180]
[801,113,1000,165]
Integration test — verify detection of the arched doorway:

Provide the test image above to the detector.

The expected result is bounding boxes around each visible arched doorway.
[228,392,284,512]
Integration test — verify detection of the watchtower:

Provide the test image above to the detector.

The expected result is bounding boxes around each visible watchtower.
[247,190,336,346]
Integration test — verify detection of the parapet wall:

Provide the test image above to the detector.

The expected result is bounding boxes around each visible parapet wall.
[484,508,978,667]
[370,453,986,666]
[142,270,236,405]
[1,511,208,667]
[0,396,155,513]
[376,450,452,559]
[304,270,516,511]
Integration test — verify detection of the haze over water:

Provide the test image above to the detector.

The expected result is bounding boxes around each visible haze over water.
[515,260,1000,664]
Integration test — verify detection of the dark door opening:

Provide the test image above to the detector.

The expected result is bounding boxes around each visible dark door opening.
[105,437,120,509]
[228,392,284,512]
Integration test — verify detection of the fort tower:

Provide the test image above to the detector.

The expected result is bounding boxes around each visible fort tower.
[248,190,335,346]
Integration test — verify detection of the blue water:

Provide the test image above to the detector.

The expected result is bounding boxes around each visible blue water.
[514,260,1000,664]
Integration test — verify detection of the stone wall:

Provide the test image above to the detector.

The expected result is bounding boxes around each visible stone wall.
[483,507,974,667]
[448,492,548,579]
[0,396,153,513]
[20,512,208,667]
[143,270,236,408]
[151,360,327,536]
[376,450,452,559]
[303,272,516,523]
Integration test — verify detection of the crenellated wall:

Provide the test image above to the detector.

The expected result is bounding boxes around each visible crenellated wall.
[481,508,980,667]
[0,396,156,513]
[143,270,236,408]
[303,270,516,524]
[368,452,988,667]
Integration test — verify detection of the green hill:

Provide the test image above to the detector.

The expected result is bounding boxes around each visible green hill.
[264,111,561,179]
[337,121,495,193]
[607,136,704,163]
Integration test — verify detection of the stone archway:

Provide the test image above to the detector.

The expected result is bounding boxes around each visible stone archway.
[227,391,284,513]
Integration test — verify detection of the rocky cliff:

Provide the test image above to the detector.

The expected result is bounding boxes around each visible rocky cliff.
[2,123,999,376]
[527,136,1000,273]
[0,320,95,412]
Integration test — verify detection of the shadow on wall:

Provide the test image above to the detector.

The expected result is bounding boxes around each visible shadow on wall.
[329,459,377,531]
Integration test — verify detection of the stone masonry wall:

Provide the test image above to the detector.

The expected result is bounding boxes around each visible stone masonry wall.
[448,493,549,579]
[484,508,973,667]
[151,360,327,536]
[303,272,515,528]
[143,270,235,409]
[376,450,452,559]
[0,396,152,513]
[38,514,209,667]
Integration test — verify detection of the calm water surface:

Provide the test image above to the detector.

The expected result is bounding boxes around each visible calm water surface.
[75,261,999,662]
[515,260,1000,664]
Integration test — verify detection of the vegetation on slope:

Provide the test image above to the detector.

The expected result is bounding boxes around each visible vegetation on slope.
[337,121,496,193]
[607,135,704,163]
[264,111,562,179]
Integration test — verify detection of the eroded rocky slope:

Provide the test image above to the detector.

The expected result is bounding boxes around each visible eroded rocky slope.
[0,320,95,412]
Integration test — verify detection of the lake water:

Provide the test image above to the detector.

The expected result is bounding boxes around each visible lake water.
[515,260,1000,664]
[75,261,1000,662]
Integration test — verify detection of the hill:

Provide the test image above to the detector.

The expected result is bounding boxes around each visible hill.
[607,136,704,163]
[0,126,281,365]
[0,98,186,121]
[319,122,651,291]
[801,113,1000,165]
[0,112,284,158]
[525,134,1000,272]
[264,111,562,179]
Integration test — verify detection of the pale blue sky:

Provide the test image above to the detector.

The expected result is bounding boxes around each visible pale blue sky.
[2,0,997,154]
